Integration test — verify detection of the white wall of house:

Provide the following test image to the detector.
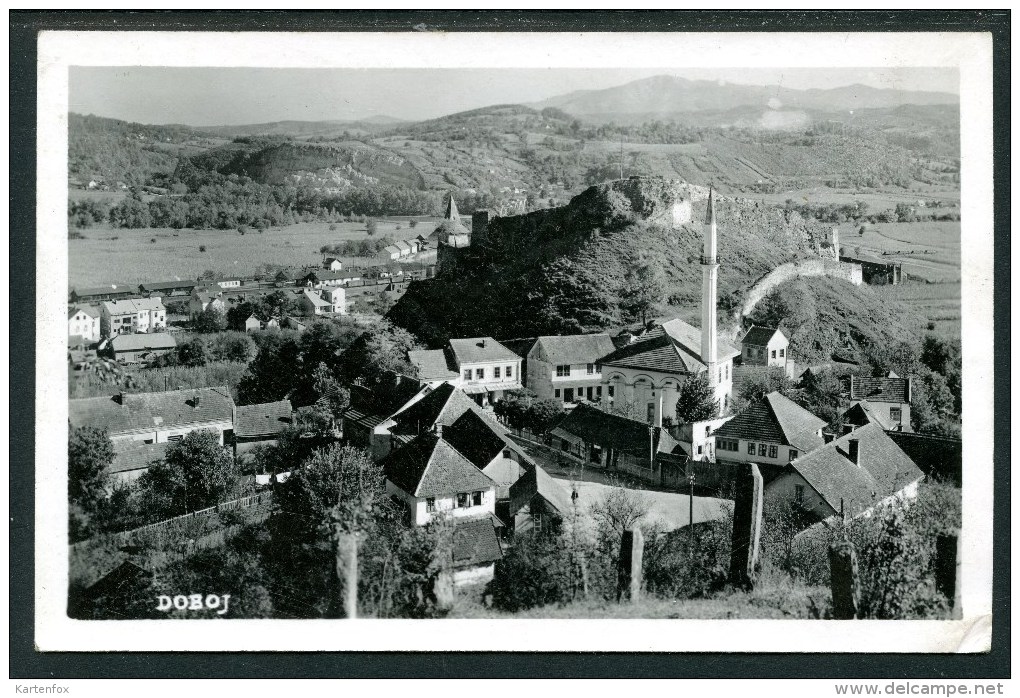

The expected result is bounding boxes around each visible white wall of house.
[675,416,732,461]
[850,399,911,432]
[714,436,804,465]
[450,358,523,405]
[527,357,604,405]
[601,359,734,425]
[101,303,167,337]
[386,480,496,527]
[69,311,101,342]
[109,420,232,446]
[743,335,790,368]
[765,470,837,520]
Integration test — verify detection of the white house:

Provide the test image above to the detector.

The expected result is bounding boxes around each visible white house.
[447,337,523,407]
[323,257,343,272]
[740,325,793,376]
[189,287,225,319]
[848,375,913,433]
[69,386,236,446]
[299,289,333,316]
[765,423,924,523]
[526,334,616,407]
[100,297,167,337]
[69,305,101,343]
[317,286,348,314]
[713,391,826,469]
[215,277,243,290]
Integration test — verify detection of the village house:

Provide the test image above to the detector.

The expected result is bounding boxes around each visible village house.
[713,391,827,476]
[108,441,169,487]
[302,269,348,289]
[739,325,793,374]
[846,375,912,432]
[342,373,429,461]
[383,244,402,261]
[407,349,461,387]
[107,332,177,363]
[550,402,690,485]
[839,248,902,285]
[69,386,236,446]
[233,399,293,459]
[215,277,243,290]
[317,285,349,314]
[189,287,226,319]
[598,190,738,424]
[447,337,523,407]
[765,423,923,524]
[395,240,412,257]
[68,305,101,343]
[100,297,167,337]
[508,464,574,536]
[526,334,616,407]
[380,430,503,586]
[299,289,334,316]
[70,285,138,304]
[322,257,343,272]
[138,280,199,297]
[244,315,263,333]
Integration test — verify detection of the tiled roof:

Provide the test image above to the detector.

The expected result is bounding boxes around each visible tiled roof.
[741,325,785,347]
[532,334,616,365]
[69,387,234,436]
[110,441,168,474]
[715,391,825,452]
[72,285,135,298]
[481,457,524,500]
[69,305,100,319]
[451,517,503,569]
[826,401,891,433]
[390,383,478,436]
[110,333,177,352]
[449,337,521,365]
[849,376,910,404]
[599,319,739,375]
[434,219,471,239]
[509,464,573,517]
[139,280,198,291]
[234,400,292,439]
[381,432,495,498]
[302,290,331,307]
[443,409,507,471]
[885,431,961,485]
[500,337,538,362]
[789,423,923,515]
[383,245,402,254]
[551,402,682,457]
[407,349,459,382]
[102,297,165,315]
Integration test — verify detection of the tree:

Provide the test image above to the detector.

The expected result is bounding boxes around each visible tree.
[137,429,237,519]
[674,373,719,423]
[311,362,351,433]
[526,398,565,434]
[749,288,792,329]
[237,333,302,405]
[194,306,227,333]
[69,426,113,510]
[618,254,666,327]
[792,367,846,424]
[734,366,792,412]
[366,219,378,236]
[177,337,209,367]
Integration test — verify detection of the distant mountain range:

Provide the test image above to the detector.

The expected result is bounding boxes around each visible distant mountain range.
[203,115,407,138]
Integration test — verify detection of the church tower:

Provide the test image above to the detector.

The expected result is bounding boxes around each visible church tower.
[701,188,719,391]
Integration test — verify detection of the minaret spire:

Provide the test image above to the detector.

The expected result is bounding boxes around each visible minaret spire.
[701,188,720,404]
[444,194,461,223]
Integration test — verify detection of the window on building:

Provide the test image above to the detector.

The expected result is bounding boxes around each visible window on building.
[556,364,570,377]
[494,366,501,379]
[475,368,484,380]
[533,512,544,533]
[719,367,723,382]
[554,389,561,398]
[794,485,805,505]
[725,364,729,379]
[789,449,799,462]
[779,348,785,358]
[561,439,571,453]
[586,387,593,400]
[747,441,755,454]
[771,350,777,359]
[457,492,469,508]
[586,363,595,375]
[890,407,902,422]
[596,387,602,398]
[769,445,778,458]
[472,491,483,506]
[426,497,436,513]
[505,365,513,378]
[608,386,615,398]
[705,425,711,436]
[697,445,703,455]
[647,402,655,424]
[758,443,767,456]
[503,449,511,458]
[143,439,154,445]
[463,369,472,381]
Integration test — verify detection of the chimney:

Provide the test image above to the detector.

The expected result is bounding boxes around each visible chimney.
[434,423,443,439]
[823,432,834,444]
[847,438,859,465]
[480,338,487,348]
[904,377,912,404]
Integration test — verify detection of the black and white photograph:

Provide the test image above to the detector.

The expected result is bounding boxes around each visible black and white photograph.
[30,26,996,656]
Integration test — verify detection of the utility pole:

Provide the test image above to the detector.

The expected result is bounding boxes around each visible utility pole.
[620,134,624,180]
[688,470,696,552]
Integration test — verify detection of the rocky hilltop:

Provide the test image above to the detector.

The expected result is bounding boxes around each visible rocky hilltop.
[388,177,838,346]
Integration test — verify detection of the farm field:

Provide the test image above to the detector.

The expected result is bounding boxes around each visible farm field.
[68,217,442,288]
[754,185,960,211]
[844,220,961,283]
[874,280,961,342]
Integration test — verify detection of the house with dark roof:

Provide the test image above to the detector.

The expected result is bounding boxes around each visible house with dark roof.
[526,333,616,407]
[70,285,138,304]
[69,386,236,446]
[846,375,912,432]
[446,337,523,407]
[189,286,225,319]
[302,269,350,288]
[739,325,792,376]
[108,333,177,363]
[449,517,504,587]
[766,423,923,523]
[138,280,198,297]
[341,373,428,460]
[109,441,169,486]
[713,391,826,473]
[598,318,741,426]
[550,402,690,484]
[509,464,574,536]
[233,399,292,458]
[407,349,460,386]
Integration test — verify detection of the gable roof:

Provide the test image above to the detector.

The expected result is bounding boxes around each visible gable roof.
[383,245,402,255]
[302,289,331,307]
[110,441,169,475]
[381,432,495,498]
[715,391,826,452]
[407,349,459,382]
[826,400,892,433]
[741,325,785,347]
[102,297,165,315]
[532,334,616,365]
[849,376,910,404]
[599,319,739,375]
[442,408,508,471]
[788,423,923,516]
[390,382,478,436]
[448,337,521,365]
[551,402,683,457]
[509,464,574,517]
[234,400,292,439]
[139,280,198,292]
[451,517,503,569]
[72,285,135,299]
[109,333,177,352]
[69,386,234,436]
[69,305,100,320]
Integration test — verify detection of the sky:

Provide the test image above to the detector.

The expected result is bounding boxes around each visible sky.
[69,67,960,127]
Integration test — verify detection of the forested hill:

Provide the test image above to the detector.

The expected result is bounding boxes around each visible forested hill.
[387,177,837,346]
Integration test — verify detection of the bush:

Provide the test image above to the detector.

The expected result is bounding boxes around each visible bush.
[199,245,207,252]
[491,532,571,612]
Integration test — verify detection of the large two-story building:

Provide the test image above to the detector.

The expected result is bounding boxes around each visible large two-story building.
[100,297,167,337]
[447,337,523,407]
[69,305,101,343]
[712,391,826,475]
[525,334,616,407]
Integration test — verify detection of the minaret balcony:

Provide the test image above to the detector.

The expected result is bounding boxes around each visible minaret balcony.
[700,255,721,265]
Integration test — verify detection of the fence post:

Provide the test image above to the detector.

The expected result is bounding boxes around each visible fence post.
[728,463,763,588]
[828,539,861,620]
[616,528,644,603]
[334,529,359,619]
[935,532,962,620]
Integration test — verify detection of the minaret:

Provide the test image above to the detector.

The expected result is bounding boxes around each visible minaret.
[444,193,461,223]
[701,188,719,392]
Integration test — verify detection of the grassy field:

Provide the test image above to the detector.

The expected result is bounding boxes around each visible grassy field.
[68,218,442,287]
[755,185,960,211]
[842,220,961,283]
[874,280,961,341]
